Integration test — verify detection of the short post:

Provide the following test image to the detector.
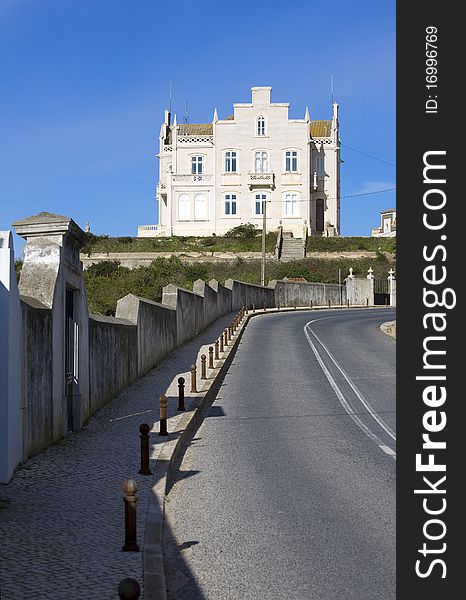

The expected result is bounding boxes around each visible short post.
[311,300,313,309]
[263,302,267,312]
[208,346,214,369]
[138,424,151,475]
[122,480,139,552]
[347,298,350,308]
[158,394,168,436]
[177,376,185,411]
[245,306,248,315]
[366,297,369,307]
[294,303,297,310]
[277,302,280,311]
[118,578,141,600]
[252,303,255,313]
[215,340,219,360]
[201,354,207,379]
[228,326,232,341]
[328,299,331,308]
[190,364,197,393]
[223,328,228,347]
[219,334,224,353]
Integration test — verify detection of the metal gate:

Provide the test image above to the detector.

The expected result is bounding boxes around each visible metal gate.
[374,278,390,305]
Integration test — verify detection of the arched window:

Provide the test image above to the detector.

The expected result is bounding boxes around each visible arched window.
[194,193,207,220]
[284,192,299,216]
[257,116,266,136]
[178,194,190,220]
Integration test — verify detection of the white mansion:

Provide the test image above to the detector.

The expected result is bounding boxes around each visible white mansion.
[138,86,341,238]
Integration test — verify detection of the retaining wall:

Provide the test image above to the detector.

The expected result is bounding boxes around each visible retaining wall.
[88,314,138,414]
[272,280,345,307]
[224,279,275,310]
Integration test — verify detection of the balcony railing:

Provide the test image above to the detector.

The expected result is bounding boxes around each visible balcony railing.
[172,174,213,183]
[247,172,275,189]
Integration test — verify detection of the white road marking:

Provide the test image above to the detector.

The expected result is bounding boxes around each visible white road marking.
[306,319,396,442]
[303,318,396,459]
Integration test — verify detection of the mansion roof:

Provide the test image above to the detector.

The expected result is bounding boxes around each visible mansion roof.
[165,118,333,141]
[310,120,332,138]
[176,123,213,136]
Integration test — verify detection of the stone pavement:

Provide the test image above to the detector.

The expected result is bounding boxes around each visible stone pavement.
[0,311,236,600]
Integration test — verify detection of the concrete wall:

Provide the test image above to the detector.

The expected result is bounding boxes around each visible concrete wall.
[193,279,220,326]
[271,279,345,307]
[345,277,373,306]
[21,298,54,457]
[88,314,138,414]
[162,284,205,346]
[116,294,177,377]
[209,279,232,317]
[225,279,275,310]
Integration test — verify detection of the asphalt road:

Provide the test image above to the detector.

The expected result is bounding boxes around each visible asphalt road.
[164,308,396,600]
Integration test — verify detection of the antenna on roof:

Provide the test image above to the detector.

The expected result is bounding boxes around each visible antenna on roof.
[184,101,189,124]
[169,80,172,113]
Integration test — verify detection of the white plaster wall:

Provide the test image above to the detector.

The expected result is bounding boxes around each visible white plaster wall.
[0,232,22,483]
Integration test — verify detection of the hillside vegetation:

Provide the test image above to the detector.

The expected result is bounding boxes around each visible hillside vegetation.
[82,225,396,256]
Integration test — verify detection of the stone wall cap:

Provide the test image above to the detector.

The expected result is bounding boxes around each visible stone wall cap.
[12,212,87,246]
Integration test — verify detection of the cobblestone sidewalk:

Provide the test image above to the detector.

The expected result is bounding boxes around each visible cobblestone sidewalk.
[0,312,235,600]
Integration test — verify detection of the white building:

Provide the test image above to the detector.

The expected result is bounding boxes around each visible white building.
[371,208,396,237]
[138,86,341,238]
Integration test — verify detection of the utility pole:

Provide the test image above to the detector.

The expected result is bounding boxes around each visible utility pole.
[261,200,267,286]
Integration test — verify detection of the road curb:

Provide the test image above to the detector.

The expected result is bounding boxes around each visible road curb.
[380,320,397,338]
[143,304,392,598]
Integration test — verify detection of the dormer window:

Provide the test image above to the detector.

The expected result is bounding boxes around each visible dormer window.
[257,116,266,136]
[191,156,203,175]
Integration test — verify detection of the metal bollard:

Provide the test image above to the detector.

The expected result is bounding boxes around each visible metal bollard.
[158,394,168,436]
[263,303,267,312]
[122,480,139,552]
[208,346,214,369]
[277,302,280,311]
[190,364,197,393]
[311,300,313,309]
[347,299,350,308]
[219,334,224,353]
[118,578,141,600]
[224,329,228,347]
[245,306,249,315]
[138,424,151,475]
[178,376,185,411]
[366,297,369,307]
[252,303,255,313]
[228,326,232,341]
[214,340,219,360]
[201,354,207,379]
[328,299,331,308]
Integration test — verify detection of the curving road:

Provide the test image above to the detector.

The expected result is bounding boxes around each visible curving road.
[164,308,396,600]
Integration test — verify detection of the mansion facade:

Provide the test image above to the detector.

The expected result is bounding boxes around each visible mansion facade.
[138,86,341,238]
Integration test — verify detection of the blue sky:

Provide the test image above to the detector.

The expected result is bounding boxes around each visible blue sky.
[0,0,395,256]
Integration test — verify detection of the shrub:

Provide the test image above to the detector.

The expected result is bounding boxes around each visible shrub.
[224,223,259,241]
